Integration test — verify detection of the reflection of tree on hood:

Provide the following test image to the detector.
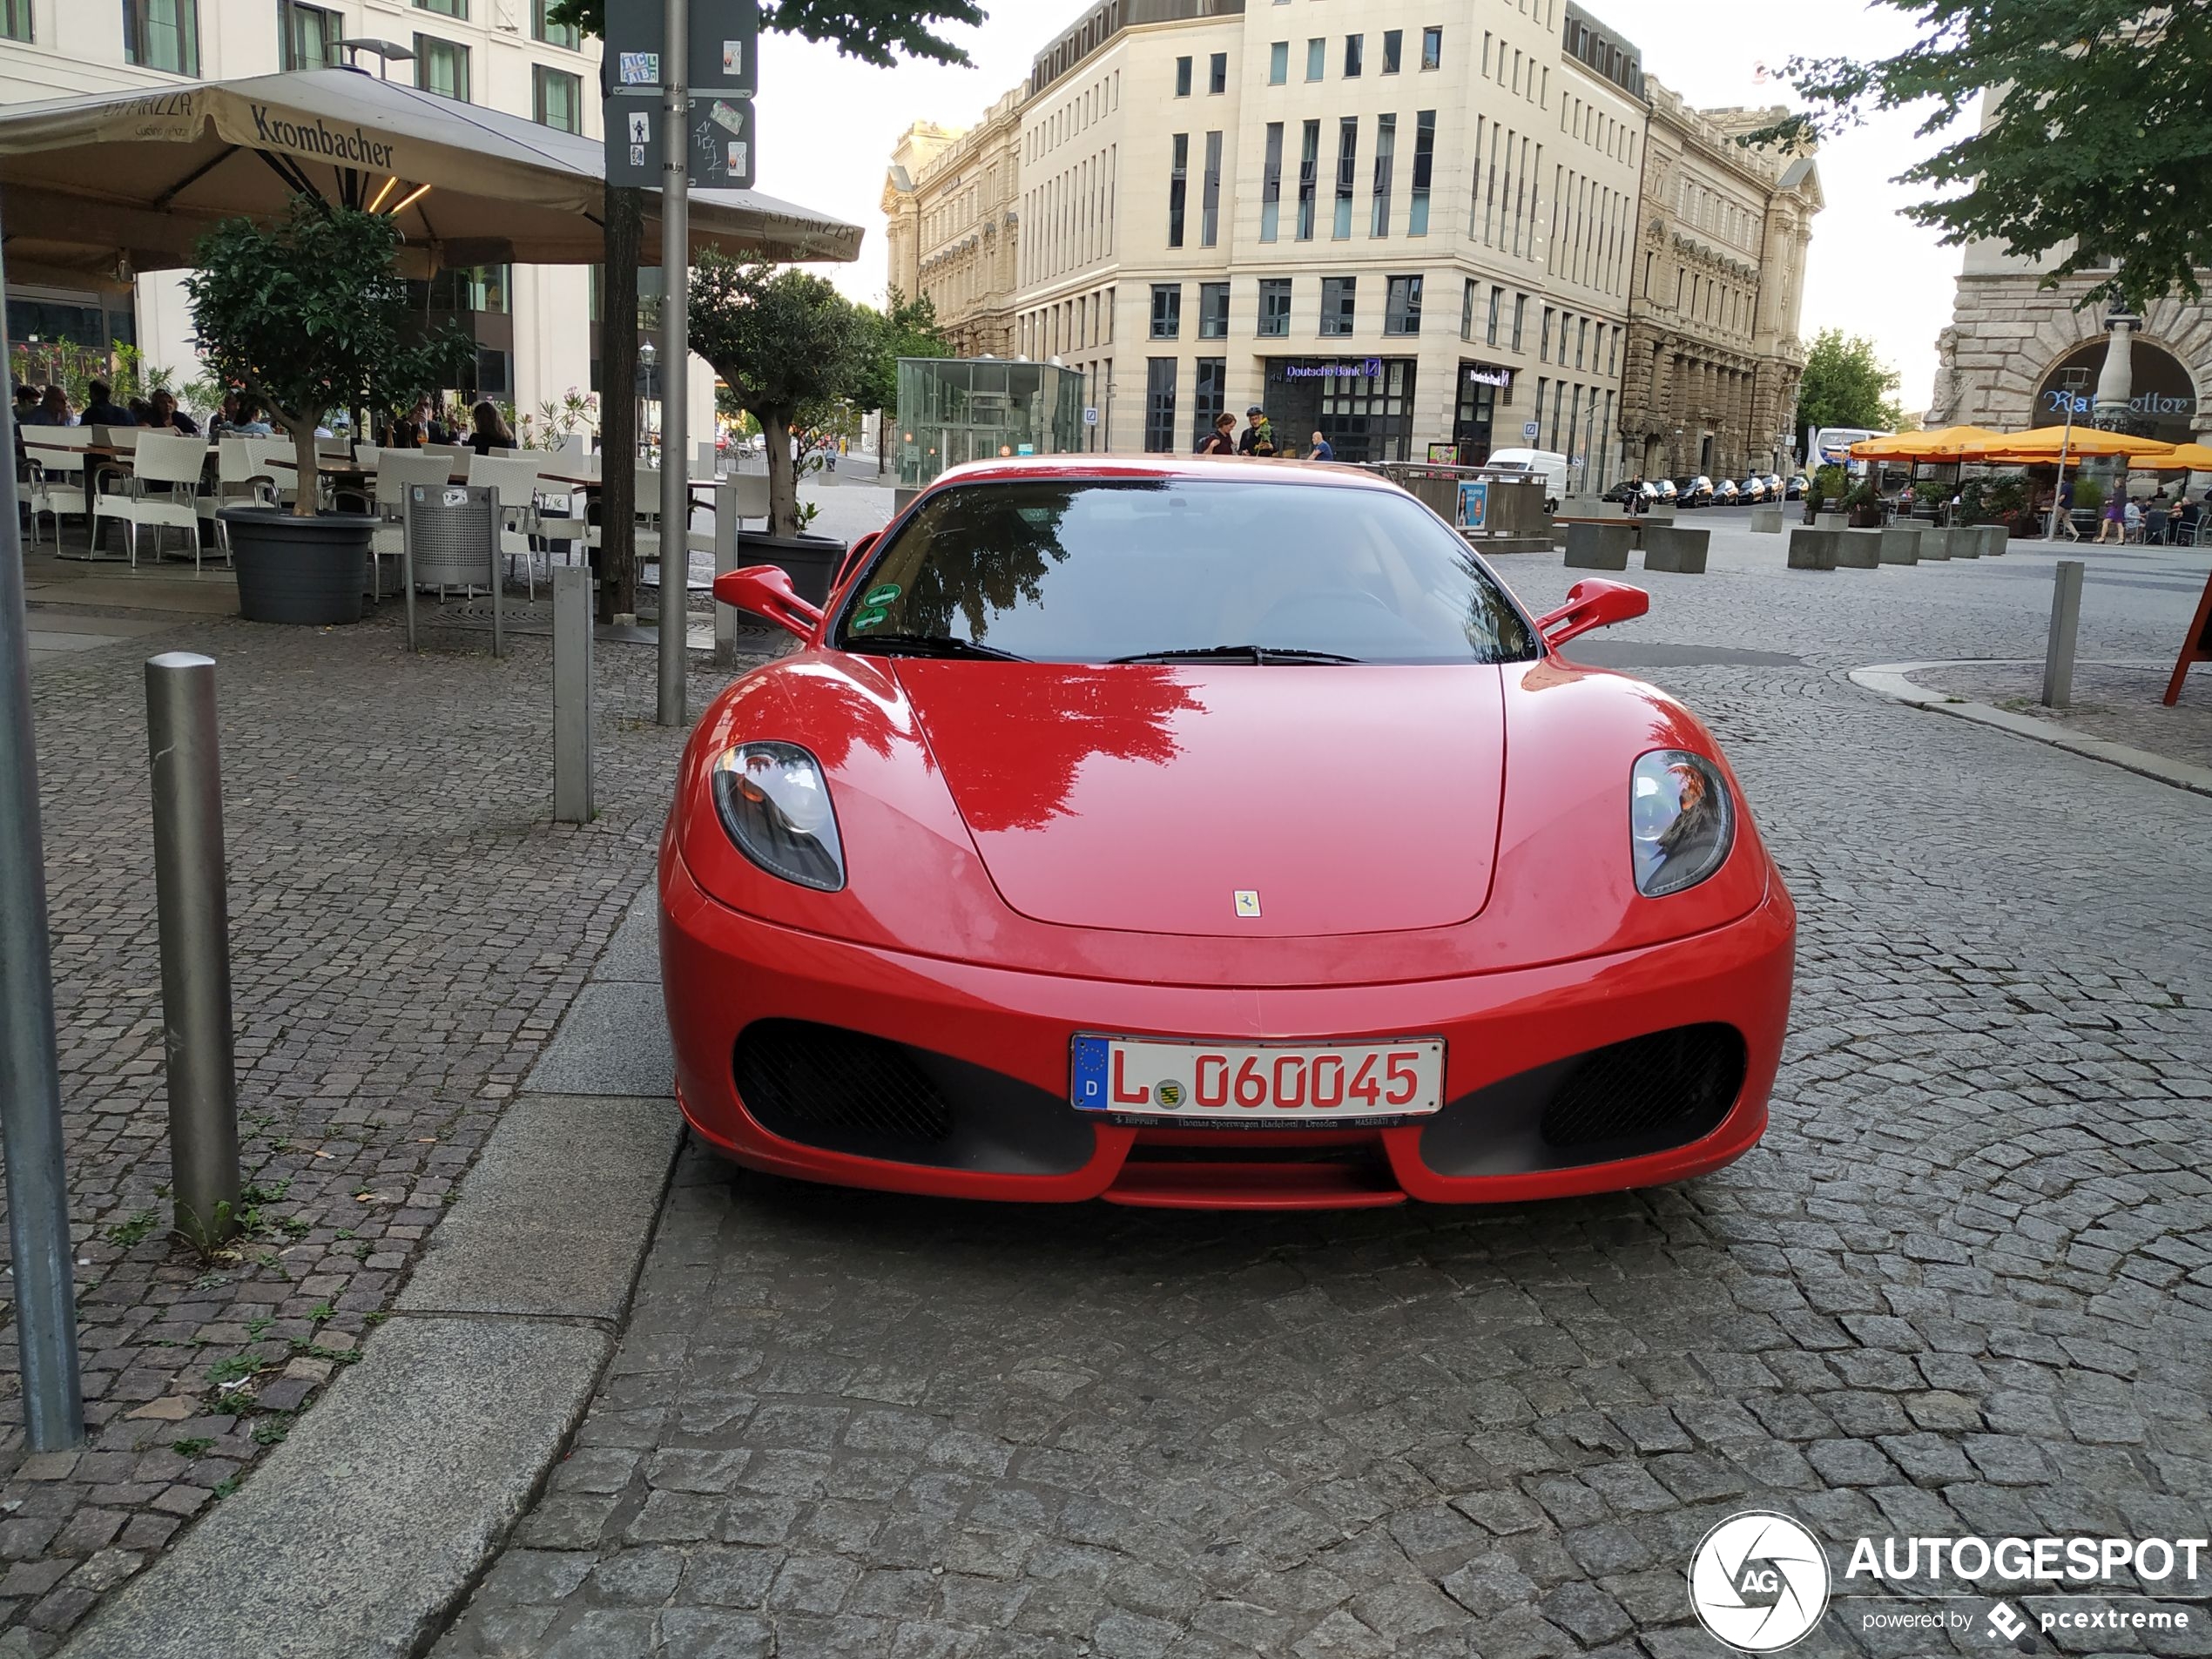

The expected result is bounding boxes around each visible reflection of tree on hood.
[893,488,1104,643]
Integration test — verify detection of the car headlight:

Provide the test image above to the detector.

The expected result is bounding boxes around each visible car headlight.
[1630,750,1735,898]
[710,742,845,892]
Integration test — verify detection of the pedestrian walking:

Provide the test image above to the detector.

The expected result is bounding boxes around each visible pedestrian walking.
[2095,488,2124,544]
[2055,479,2080,541]
[1195,413,1237,456]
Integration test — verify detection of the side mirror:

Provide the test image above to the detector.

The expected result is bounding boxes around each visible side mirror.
[1536,578,1649,650]
[712,564,823,643]
[831,530,881,596]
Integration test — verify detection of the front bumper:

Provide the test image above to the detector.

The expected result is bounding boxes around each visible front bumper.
[660,845,1795,1209]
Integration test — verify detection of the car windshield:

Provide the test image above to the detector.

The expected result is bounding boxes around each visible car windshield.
[837,477,1540,666]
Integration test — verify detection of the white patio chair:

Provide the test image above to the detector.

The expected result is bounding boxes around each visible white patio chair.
[100,431,210,568]
[24,441,90,547]
[200,437,274,560]
[370,453,458,598]
[467,453,547,596]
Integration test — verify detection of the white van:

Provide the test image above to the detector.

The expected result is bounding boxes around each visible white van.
[1485,448,1568,511]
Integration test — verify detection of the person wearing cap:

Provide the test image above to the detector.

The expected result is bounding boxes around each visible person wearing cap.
[1238,406,1277,457]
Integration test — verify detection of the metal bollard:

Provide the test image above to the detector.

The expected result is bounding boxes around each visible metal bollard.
[2041,560,2085,708]
[713,477,740,668]
[145,653,241,1246]
[553,565,594,825]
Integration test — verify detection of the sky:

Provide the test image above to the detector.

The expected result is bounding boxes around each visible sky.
[746,0,1962,415]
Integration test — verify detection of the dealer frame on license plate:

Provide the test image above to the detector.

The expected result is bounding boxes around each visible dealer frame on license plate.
[1070,1034,1447,1125]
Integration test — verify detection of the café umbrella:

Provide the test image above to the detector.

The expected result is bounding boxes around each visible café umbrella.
[1846,426,2009,460]
[0,67,860,285]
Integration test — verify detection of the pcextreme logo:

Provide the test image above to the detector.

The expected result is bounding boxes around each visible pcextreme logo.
[1688,1511,1832,1652]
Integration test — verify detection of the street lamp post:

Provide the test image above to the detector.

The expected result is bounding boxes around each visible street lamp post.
[2046,367,2091,541]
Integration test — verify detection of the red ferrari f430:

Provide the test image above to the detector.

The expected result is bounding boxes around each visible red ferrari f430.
[659,457,1794,1210]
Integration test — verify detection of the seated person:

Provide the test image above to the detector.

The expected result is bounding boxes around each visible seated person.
[147,390,199,436]
[81,379,137,428]
[22,385,74,427]
[464,401,514,457]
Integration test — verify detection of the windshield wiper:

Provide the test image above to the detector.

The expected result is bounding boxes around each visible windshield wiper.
[1109,644,1366,665]
[849,633,1028,663]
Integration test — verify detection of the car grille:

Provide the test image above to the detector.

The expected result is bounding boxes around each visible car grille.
[735,1020,953,1147]
[1540,1024,1744,1149]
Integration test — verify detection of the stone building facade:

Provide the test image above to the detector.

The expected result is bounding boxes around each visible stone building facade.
[1618,84,1820,482]
[881,90,1024,359]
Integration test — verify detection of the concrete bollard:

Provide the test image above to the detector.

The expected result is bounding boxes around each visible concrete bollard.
[1974,524,2008,558]
[1878,525,1922,565]
[553,565,594,826]
[1787,528,1840,570]
[1836,530,1882,568]
[1750,506,1784,534]
[1815,511,1847,531]
[2042,560,2085,707]
[1642,524,1710,574]
[144,653,241,1247]
[1564,522,1633,570]
[1917,527,1956,561]
[1952,529,1982,558]
[1643,501,1677,522]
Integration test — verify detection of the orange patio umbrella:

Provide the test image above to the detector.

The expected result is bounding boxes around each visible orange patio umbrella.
[2147,442,2212,470]
[1957,427,2177,462]
[1848,426,2007,460]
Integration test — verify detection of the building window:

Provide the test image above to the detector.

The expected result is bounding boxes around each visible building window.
[1381,30,1402,73]
[1210,52,1227,94]
[416,34,470,99]
[1175,56,1192,97]
[279,0,341,70]
[1145,358,1178,453]
[1258,279,1292,337]
[473,347,511,397]
[1193,358,1226,448]
[1296,119,1319,240]
[1167,133,1188,248]
[1408,111,1435,235]
[1199,282,1230,340]
[1422,26,1443,70]
[1576,317,1588,370]
[1259,122,1285,242]
[415,0,465,14]
[1321,276,1356,337]
[1461,279,1478,341]
[1332,117,1357,239]
[534,64,583,133]
[1343,34,1364,77]
[1371,113,1396,238]
[1150,283,1182,340]
[1269,40,1288,84]
[1540,306,1554,363]
[0,0,28,41]
[122,0,199,74]
[533,0,579,48]
[1487,287,1502,346]
[1305,37,1325,81]
[1511,293,1527,351]
[1385,276,1423,336]
[1200,132,1224,247]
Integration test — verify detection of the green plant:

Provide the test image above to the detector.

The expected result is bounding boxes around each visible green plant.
[308,1301,334,1321]
[2071,477,2106,516]
[251,1420,292,1447]
[105,1209,158,1248]
[245,1315,273,1339]
[169,1437,214,1459]
[211,1476,241,1501]
[185,201,469,517]
[205,1354,260,1387]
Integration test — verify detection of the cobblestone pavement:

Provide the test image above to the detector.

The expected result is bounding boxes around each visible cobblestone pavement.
[1907,661,2212,772]
[0,596,756,1654]
[428,516,2212,1659]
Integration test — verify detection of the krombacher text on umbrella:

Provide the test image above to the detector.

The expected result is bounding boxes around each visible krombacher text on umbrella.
[247,105,397,171]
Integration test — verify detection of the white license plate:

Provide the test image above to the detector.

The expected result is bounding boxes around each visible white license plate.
[1070,1035,1446,1121]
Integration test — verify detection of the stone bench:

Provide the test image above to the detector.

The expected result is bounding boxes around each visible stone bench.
[1563,522,1633,570]
[1788,527,1840,570]
[1749,506,1784,534]
[1878,525,1921,565]
[1837,530,1882,568]
[1642,523,1709,574]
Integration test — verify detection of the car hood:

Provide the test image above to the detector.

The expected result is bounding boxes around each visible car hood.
[896,662,1507,938]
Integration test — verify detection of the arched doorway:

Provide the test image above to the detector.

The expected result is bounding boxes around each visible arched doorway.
[2033,340,2199,444]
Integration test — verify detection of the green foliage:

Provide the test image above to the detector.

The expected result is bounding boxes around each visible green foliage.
[105,1209,158,1248]
[690,253,872,536]
[2071,476,2107,514]
[169,1437,214,1459]
[1797,328,1904,442]
[1959,473,2033,523]
[185,202,469,515]
[851,287,956,416]
[8,340,174,411]
[545,0,981,66]
[1809,463,1847,506]
[205,1353,260,1386]
[1750,1,2212,312]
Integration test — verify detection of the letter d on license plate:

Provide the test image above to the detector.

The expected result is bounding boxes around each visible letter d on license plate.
[1070,1035,1445,1122]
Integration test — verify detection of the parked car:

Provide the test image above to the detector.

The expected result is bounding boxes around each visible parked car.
[1713,479,1740,505]
[1673,475,1714,508]
[1601,479,1647,507]
[669,455,1795,1207]
[1652,478,1679,503]
[1784,474,1808,500]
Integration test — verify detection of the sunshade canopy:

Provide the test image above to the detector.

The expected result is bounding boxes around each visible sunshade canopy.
[0,68,860,283]
[1848,426,2007,461]
[1957,426,2177,462]
[2148,442,2212,470]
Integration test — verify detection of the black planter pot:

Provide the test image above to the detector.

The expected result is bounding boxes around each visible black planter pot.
[222,509,377,626]
[739,530,848,608]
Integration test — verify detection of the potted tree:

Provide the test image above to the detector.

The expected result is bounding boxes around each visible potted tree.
[186,203,465,625]
[689,253,867,605]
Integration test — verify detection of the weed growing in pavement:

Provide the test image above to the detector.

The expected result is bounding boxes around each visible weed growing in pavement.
[251,1420,290,1447]
[205,1354,260,1387]
[307,1302,333,1321]
[287,1339,361,1367]
[105,1209,158,1247]
[210,1477,240,1501]
[245,1316,273,1339]
[169,1438,213,1459]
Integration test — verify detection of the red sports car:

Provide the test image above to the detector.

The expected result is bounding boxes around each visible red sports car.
[659,457,1794,1210]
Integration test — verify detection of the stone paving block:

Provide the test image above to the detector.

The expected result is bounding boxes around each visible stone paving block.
[1564,523,1632,570]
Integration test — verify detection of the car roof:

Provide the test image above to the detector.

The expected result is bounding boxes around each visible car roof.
[922,455,1399,494]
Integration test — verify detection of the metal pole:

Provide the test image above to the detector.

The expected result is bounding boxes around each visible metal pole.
[712,476,739,666]
[0,223,85,1451]
[2047,398,2075,541]
[656,0,691,729]
[2042,559,2085,709]
[553,564,595,824]
[145,653,241,1248]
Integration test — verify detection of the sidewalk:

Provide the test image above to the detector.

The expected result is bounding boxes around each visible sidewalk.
[0,592,759,1655]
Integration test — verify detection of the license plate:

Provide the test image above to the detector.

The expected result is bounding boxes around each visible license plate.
[1070,1035,1446,1122]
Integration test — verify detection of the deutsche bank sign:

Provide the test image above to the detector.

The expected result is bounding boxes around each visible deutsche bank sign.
[1285,358,1385,381]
